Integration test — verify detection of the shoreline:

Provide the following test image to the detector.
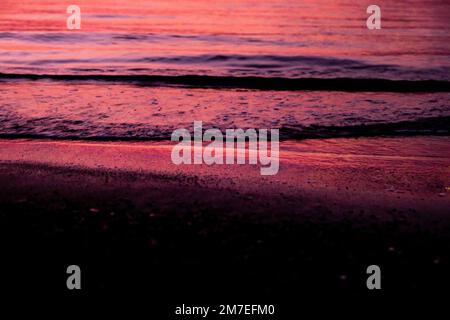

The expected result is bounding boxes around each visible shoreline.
[1,136,449,223]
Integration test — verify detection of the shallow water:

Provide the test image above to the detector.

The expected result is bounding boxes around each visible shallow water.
[0,0,449,140]
[0,80,448,140]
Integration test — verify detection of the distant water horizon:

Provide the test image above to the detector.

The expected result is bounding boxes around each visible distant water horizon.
[1,0,449,80]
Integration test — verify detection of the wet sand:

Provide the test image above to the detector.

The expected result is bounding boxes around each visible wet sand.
[0,137,449,300]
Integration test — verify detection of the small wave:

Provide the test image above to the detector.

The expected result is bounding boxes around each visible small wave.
[0,32,290,47]
[0,117,448,142]
[1,73,449,92]
[280,116,450,139]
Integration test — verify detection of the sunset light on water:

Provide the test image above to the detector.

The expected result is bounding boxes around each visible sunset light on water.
[0,0,449,314]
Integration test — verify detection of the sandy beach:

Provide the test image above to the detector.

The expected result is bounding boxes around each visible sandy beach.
[1,136,449,299]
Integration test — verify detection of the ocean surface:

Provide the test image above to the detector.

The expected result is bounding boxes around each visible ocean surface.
[0,0,449,140]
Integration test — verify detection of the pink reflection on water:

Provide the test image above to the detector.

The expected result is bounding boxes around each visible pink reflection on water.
[0,0,449,76]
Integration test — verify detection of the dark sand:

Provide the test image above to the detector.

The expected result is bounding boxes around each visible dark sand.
[0,137,449,305]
